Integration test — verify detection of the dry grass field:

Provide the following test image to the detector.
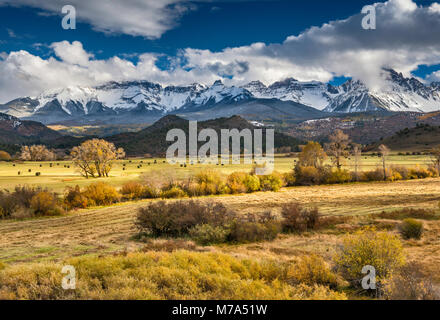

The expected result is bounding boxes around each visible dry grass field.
[1,155,439,299]
[1,178,439,280]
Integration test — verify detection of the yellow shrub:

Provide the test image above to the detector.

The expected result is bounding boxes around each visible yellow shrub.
[294,166,322,185]
[226,172,247,194]
[287,255,340,289]
[0,251,346,300]
[259,172,283,191]
[361,168,386,181]
[290,283,347,300]
[193,170,225,195]
[0,151,11,161]
[408,166,432,179]
[120,181,145,200]
[243,174,261,192]
[390,166,409,180]
[334,228,405,288]
[82,182,120,206]
[283,171,296,187]
[30,192,63,216]
[325,169,352,184]
[64,185,89,209]
[160,186,187,199]
[389,171,403,182]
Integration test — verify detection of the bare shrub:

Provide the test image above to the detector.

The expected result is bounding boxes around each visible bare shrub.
[384,262,440,300]
[135,200,230,237]
[140,168,182,190]
[189,224,230,245]
[228,220,281,243]
[20,145,56,161]
[281,202,321,232]
[10,206,34,219]
[399,219,424,240]
[0,186,45,219]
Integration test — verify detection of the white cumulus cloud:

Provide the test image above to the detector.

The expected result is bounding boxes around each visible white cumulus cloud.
[2,0,440,102]
[0,0,196,39]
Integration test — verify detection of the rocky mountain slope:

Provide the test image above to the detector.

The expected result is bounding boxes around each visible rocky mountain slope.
[0,112,61,144]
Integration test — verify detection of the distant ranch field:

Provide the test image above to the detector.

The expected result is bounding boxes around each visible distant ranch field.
[0,154,433,192]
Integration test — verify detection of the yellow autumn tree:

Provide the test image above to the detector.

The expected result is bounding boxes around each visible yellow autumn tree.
[71,139,125,178]
[19,145,56,161]
[298,141,327,168]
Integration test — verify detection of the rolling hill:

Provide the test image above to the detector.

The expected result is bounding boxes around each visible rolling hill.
[366,123,440,152]
[0,112,61,144]
[108,115,303,156]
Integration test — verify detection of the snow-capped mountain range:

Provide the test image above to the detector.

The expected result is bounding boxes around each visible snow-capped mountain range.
[1,69,440,124]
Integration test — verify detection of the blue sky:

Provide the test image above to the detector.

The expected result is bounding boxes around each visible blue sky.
[1,0,440,101]
[0,1,381,57]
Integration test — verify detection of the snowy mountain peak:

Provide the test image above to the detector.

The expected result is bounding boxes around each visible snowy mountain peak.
[2,68,440,124]
[244,77,335,110]
[8,80,254,121]
[323,69,440,113]
[212,80,224,86]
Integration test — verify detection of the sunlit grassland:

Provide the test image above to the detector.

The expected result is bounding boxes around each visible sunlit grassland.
[0,153,432,193]
[0,177,439,268]
[0,152,439,296]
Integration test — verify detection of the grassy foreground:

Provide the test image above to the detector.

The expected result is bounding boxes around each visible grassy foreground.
[0,170,439,299]
[0,251,346,300]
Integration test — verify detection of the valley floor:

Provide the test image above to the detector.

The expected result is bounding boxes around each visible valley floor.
[0,154,431,192]
[1,178,440,282]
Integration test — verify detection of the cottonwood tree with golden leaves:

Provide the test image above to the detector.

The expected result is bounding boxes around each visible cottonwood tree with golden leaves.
[298,141,327,168]
[20,145,56,161]
[325,129,351,170]
[71,139,125,178]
